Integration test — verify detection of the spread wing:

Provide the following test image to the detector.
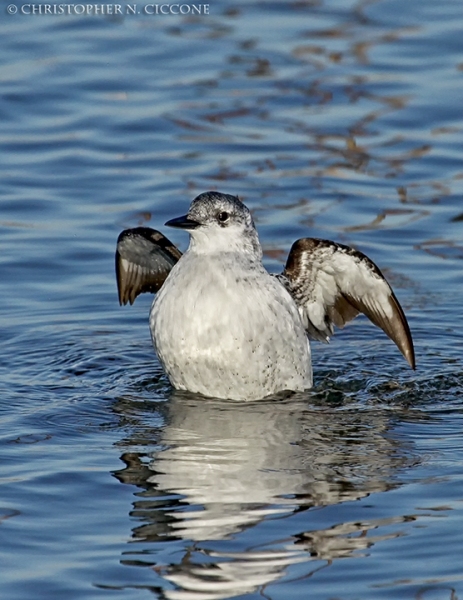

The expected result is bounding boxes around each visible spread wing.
[278,238,415,369]
[116,227,182,305]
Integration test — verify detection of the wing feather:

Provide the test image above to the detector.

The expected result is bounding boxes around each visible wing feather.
[116,227,182,305]
[281,238,415,369]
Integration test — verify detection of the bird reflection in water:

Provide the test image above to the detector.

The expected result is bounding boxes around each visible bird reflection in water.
[112,391,420,599]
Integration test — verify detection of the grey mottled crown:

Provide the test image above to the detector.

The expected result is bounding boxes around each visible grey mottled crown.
[188,191,254,228]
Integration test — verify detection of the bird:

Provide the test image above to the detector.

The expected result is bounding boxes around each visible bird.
[116,191,415,401]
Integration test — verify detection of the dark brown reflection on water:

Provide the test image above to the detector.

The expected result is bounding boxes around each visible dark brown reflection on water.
[415,239,463,260]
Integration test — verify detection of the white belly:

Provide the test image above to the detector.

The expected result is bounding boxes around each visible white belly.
[150,255,312,400]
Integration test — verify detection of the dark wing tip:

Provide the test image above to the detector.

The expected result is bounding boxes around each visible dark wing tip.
[115,248,127,306]
[388,293,416,370]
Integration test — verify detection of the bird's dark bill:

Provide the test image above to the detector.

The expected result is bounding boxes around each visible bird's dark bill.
[165,215,200,229]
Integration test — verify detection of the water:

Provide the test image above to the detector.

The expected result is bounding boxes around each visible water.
[1,1,462,598]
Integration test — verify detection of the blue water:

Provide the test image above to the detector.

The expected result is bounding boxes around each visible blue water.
[1,1,462,599]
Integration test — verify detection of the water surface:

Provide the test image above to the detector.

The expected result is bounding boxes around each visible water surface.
[1,1,462,599]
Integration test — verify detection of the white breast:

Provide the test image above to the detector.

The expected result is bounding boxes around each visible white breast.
[150,252,312,400]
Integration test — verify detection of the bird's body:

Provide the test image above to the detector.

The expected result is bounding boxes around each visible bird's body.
[116,191,415,401]
[150,247,311,400]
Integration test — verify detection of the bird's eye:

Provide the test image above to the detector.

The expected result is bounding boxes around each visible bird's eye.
[217,211,230,224]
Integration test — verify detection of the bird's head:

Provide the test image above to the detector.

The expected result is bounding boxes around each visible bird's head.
[165,191,261,258]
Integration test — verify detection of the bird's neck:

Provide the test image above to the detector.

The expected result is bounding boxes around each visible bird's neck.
[187,231,263,265]
[185,247,263,277]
